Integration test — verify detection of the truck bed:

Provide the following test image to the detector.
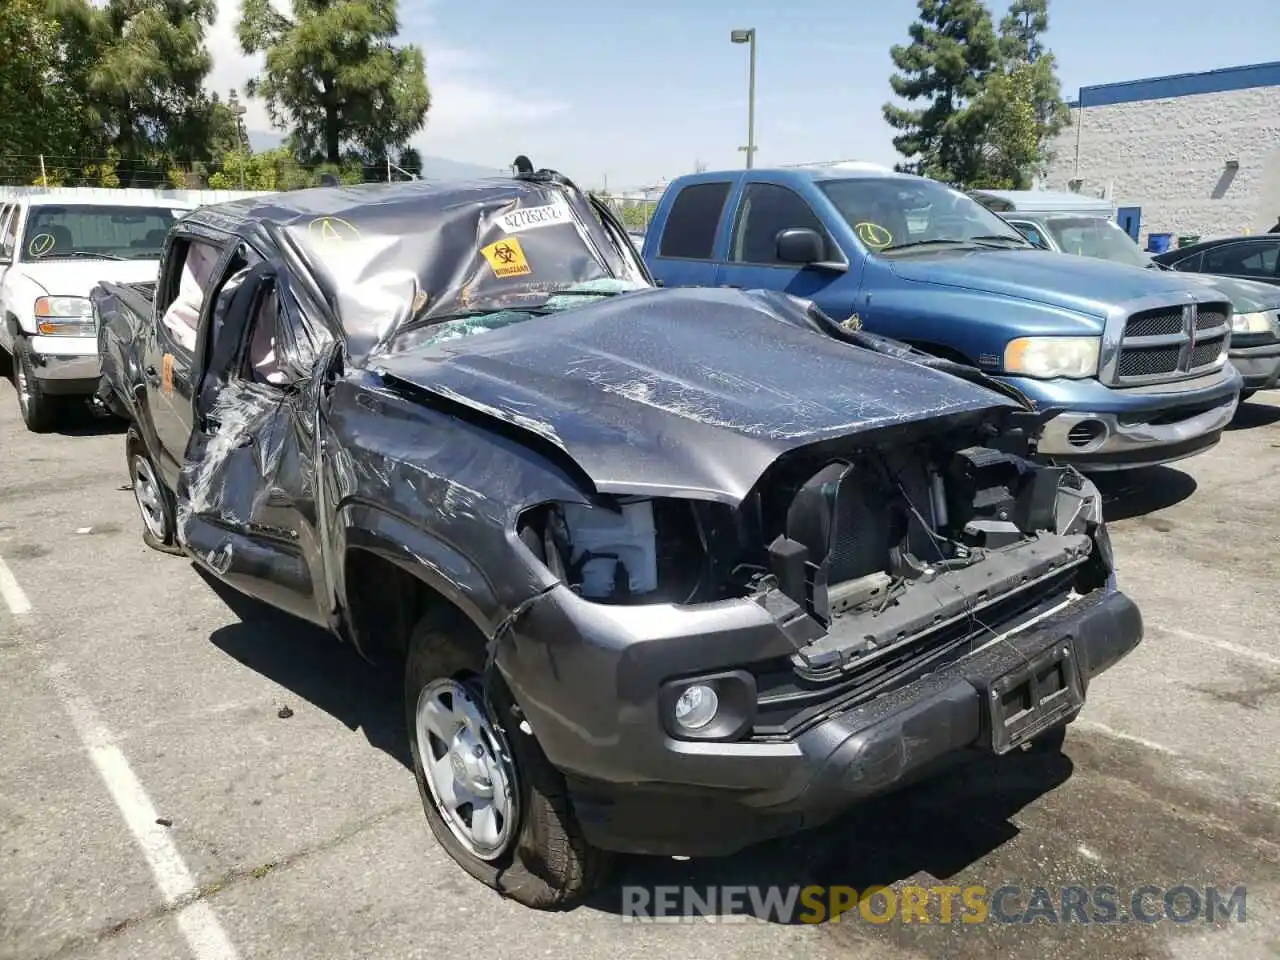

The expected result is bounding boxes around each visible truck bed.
[92,280,157,420]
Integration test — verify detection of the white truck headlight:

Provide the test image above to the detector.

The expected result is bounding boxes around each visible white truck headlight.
[1003,336,1101,379]
[35,296,95,337]
[1231,311,1273,334]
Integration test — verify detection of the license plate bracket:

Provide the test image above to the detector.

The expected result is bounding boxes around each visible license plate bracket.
[981,641,1084,754]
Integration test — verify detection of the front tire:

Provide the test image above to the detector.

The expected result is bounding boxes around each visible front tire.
[12,338,60,433]
[405,609,611,908]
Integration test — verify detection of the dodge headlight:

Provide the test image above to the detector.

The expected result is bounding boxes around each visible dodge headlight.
[1231,311,1274,334]
[1003,336,1101,379]
[34,296,95,337]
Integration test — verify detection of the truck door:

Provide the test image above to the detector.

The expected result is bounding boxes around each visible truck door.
[0,204,19,353]
[144,237,240,488]
[177,259,329,627]
[712,181,855,321]
[644,180,734,288]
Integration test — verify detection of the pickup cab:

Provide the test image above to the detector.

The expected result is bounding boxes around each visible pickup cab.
[642,168,1244,470]
[92,172,1140,908]
[0,193,192,431]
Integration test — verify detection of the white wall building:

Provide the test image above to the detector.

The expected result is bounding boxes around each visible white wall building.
[1044,61,1280,248]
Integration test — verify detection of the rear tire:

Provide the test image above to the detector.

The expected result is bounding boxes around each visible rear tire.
[127,427,181,554]
[12,338,60,433]
[405,609,611,908]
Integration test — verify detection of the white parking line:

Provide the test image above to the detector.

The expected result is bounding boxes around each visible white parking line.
[46,662,241,960]
[1155,624,1280,671]
[0,553,32,616]
[1074,720,1181,756]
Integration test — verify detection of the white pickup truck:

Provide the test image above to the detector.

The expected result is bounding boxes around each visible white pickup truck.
[0,193,193,431]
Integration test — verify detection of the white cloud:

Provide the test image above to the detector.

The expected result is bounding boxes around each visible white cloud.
[205,0,270,130]
[417,46,567,140]
[204,0,567,154]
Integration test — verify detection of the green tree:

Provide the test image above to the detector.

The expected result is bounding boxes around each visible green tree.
[882,0,1001,185]
[237,0,430,165]
[0,0,59,182]
[971,62,1040,188]
[994,0,1069,180]
[45,0,219,185]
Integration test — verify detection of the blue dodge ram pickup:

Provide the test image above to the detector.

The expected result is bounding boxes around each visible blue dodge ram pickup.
[642,167,1243,470]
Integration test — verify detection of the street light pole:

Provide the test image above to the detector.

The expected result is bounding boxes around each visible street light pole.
[730,28,757,169]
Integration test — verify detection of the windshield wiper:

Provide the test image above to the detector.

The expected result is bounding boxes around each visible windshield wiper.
[39,251,128,261]
[966,235,1032,248]
[881,239,978,252]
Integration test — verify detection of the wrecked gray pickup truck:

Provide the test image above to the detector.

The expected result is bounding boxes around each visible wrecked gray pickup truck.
[92,171,1143,908]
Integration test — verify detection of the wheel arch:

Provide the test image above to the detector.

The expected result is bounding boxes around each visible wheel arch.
[338,504,503,668]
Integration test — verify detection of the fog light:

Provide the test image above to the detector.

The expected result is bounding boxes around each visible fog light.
[673,684,719,730]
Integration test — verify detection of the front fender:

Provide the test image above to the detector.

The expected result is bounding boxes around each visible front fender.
[336,502,506,646]
[867,285,1105,366]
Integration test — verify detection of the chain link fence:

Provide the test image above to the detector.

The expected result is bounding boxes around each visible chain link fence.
[597,196,662,236]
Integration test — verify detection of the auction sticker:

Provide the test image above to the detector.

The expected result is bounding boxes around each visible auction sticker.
[496,198,571,234]
[480,237,533,278]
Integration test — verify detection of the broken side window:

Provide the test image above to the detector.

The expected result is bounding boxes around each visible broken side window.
[158,238,226,355]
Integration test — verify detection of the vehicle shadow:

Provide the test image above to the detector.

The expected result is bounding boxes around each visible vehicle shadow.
[588,747,1074,921]
[198,566,413,769]
[1088,466,1197,522]
[54,401,129,437]
[1227,399,1280,430]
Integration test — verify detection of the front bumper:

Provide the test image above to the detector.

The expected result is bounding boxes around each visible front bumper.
[1008,369,1241,471]
[1229,341,1280,391]
[502,585,1142,858]
[27,335,101,395]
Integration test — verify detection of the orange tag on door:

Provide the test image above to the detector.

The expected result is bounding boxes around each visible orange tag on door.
[161,353,174,394]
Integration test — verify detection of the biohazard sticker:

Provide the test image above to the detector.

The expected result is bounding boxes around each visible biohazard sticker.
[480,237,532,278]
[496,198,571,234]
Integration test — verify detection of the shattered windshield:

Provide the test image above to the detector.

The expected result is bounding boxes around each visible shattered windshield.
[279,181,650,360]
[392,277,648,352]
[819,177,1031,252]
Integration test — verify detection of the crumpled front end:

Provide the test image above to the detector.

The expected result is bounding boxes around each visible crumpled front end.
[494,411,1142,856]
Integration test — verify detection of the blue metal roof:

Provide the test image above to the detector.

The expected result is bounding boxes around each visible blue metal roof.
[1068,60,1280,108]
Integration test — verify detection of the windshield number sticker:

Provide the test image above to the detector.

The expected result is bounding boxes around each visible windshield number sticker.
[161,353,175,395]
[480,237,533,278]
[28,233,56,257]
[496,199,571,235]
[855,222,893,249]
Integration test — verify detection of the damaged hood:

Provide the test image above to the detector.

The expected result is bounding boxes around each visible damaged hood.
[374,286,1017,503]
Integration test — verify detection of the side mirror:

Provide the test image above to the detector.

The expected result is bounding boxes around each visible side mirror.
[776,227,825,265]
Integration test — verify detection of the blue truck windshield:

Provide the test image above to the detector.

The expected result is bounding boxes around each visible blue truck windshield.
[818,178,1030,252]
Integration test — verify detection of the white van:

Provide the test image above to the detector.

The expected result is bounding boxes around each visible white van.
[967,189,1154,270]
[0,193,193,431]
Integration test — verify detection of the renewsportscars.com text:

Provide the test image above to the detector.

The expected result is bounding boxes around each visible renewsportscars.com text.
[620,884,1248,925]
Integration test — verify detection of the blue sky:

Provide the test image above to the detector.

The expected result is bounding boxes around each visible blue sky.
[208,0,1274,189]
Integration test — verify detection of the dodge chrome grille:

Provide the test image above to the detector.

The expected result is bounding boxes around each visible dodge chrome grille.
[1108,300,1230,386]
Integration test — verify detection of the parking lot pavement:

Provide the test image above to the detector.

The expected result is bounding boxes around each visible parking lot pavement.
[1,378,1278,960]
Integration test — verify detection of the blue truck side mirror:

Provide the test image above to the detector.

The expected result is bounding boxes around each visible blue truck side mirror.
[776,228,825,264]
